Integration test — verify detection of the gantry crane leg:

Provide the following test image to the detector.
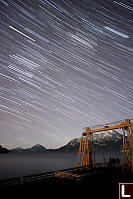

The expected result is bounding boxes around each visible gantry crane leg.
[121,119,133,174]
[76,127,95,168]
[76,119,133,176]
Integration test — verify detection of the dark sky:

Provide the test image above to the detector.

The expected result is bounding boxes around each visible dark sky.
[0,0,133,149]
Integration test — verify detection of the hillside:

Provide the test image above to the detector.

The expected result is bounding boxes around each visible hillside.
[0,145,9,153]
[10,131,123,152]
[11,144,46,153]
[58,131,123,151]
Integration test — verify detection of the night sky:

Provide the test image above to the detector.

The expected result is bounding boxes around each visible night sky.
[0,0,133,149]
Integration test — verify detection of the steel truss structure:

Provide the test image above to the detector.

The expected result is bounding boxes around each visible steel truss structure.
[76,119,133,173]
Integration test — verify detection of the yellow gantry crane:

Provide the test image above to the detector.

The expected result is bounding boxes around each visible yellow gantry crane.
[76,119,133,173]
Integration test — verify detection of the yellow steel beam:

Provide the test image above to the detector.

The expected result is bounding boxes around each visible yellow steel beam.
[84,120,133,134]
[77,119,133,174]
[88,124,123,133]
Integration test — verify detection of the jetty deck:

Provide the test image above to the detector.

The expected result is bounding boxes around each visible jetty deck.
[0,163,132,198]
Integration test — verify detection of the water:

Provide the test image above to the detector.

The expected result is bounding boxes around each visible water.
[0,150,121,180]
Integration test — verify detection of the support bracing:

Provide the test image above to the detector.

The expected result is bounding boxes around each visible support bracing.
[76,119,133,175]
[76,127,95,167]
[121,119,133,173]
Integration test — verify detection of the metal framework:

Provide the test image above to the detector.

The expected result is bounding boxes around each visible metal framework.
[76,127,95,167]
[76,119,133,173]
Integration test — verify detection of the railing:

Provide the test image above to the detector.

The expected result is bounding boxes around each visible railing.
[0,162,110,187]
[23,170,55,183]
[0,177,20,187]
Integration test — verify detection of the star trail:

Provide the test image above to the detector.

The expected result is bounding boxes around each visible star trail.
[0,0,133,149]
